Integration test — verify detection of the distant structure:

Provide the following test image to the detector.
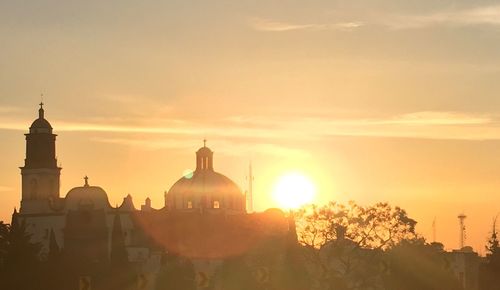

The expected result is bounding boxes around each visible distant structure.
[12,104,295,290]
[432,217,437,243]
[458,213,467,249]
[246,161,254,213]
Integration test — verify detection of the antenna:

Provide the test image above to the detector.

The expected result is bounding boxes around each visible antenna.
[458,213,467,249]
[432,217,437,243]
[246,161,254,213]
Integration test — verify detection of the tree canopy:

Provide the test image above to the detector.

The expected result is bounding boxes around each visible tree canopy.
[295,201,418,250]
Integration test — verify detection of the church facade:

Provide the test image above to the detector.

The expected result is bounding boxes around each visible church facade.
[13,104,295,290]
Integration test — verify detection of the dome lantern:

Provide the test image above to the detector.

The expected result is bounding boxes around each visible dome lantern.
[196,139,214,171]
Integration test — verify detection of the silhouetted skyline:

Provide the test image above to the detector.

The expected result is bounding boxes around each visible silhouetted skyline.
[3,0,500,253]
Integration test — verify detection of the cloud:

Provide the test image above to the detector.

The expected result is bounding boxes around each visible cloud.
[225,111,498,141]
[382,5,500,29]
[1,111,499,145]
[0,186,13,192]
[92,136,309,158]
[379,111,491,126]
[249,18,363,32]
[251,4,500,32]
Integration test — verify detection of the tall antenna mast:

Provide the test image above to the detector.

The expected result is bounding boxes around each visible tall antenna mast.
[432,217,437,243]
[246,161,254,213]
[458,213,467,249]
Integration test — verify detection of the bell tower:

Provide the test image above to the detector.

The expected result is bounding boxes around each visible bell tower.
[20,103,61,213]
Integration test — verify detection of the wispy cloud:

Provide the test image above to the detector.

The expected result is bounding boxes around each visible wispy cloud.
[379,5,500,29]
[249,17,363,32]
[0,186,13,192]
[251,4,500,32]
[378,111,491,126]
[94,136,309,157]
[1,111,498,146]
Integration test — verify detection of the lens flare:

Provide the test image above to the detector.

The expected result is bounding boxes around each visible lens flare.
[183,169,194,179]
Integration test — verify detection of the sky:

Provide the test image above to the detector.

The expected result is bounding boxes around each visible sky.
[2,0,500,253]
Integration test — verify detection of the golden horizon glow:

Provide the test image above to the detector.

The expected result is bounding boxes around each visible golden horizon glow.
[272,172,316,210]
[2,0,500,253]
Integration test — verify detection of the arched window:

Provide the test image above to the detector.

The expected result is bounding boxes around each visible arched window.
[187,200,193,209]
[213,200,220,209]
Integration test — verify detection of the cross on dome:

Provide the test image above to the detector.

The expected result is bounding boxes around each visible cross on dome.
[38,100,45,119]
[84,176,89,187]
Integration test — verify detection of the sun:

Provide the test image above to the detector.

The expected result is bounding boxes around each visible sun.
[272,172,316,210]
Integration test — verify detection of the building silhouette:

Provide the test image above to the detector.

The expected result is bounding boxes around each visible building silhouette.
[13,104,294,290]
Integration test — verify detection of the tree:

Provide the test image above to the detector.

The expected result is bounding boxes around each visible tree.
[479,217,500,290]
[0,212,42,290]
[0,221,9,271]
[485,216,500,264]
[295,201,418,250]
[383,239,463,290]
[295,201,418,290]
[106,212,136,290]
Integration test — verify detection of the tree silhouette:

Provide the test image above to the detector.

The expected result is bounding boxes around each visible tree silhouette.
[0,211,42,290]
[479,217,500,290]
[107,212,136,290]
[41,228,63,290]
[383,239,463,290]
[295,201,417,250]
[0,221,9,272]
[485,217,500,264]
[294,202,449,290]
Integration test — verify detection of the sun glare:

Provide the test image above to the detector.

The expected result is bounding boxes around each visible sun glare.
[272,172,316,210]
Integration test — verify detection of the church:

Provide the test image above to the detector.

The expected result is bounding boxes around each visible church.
[13,104,297,290]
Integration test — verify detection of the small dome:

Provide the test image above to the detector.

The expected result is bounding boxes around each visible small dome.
[29,104,53,133]
[30,118,52,129]
[196,146,212,155]
[65,185,111,211]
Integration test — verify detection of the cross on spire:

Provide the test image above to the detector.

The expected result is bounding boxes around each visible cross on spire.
[84,175,89,187]
[38,95,45,119]
[203,139,207,147]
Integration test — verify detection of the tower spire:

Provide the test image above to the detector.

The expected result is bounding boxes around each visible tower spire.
[458,213,467,249]
[39,101,44,119]
[247,161,254,213]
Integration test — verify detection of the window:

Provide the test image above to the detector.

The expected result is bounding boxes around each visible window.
[187,201,193,209]
[200,157,209,169]
[213,201,220,209]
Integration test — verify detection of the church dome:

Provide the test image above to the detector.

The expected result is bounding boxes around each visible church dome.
[30,118,52,129]
[65,177,112,211]
[29,103,53,133]
[166,143,245,212]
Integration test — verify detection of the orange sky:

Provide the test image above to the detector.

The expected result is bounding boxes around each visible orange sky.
[2,0,500,254]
